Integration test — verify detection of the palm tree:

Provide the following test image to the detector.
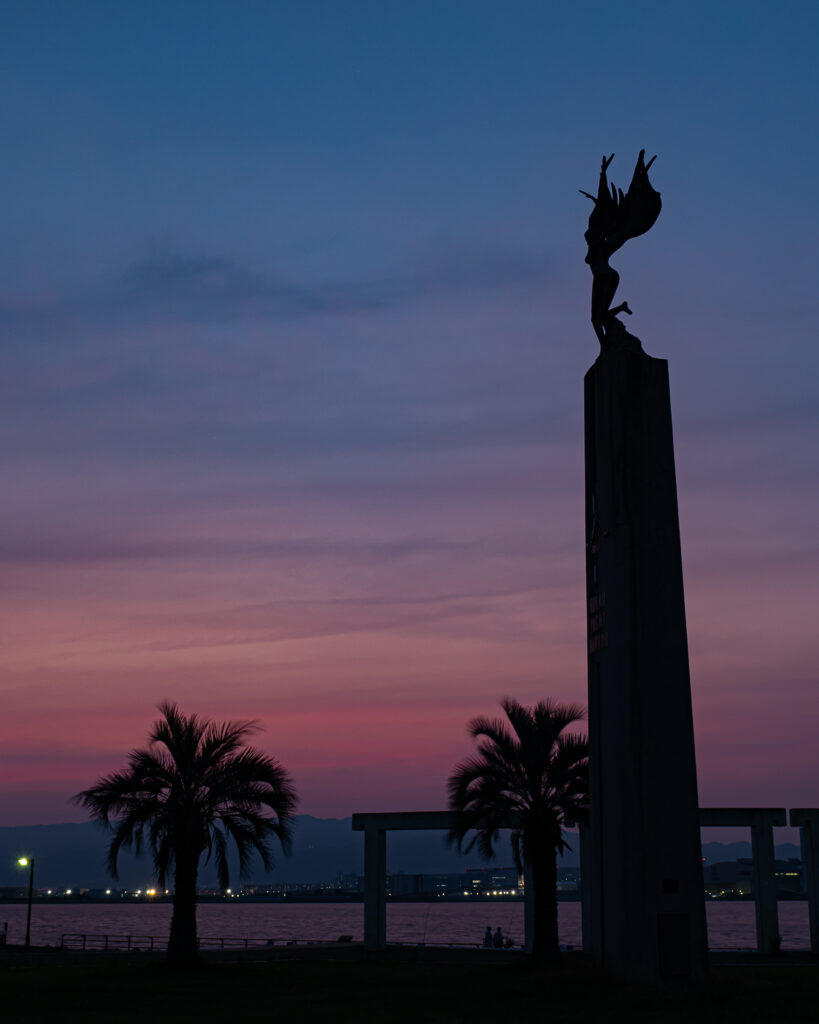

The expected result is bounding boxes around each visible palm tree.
[75,701,297,964]
[447,697,588,961]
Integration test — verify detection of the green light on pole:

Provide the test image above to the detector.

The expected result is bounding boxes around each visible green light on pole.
[17,857,35,951]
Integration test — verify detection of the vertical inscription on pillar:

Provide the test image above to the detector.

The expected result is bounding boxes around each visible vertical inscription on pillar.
[587,492,608,652]
[588,591,608,653]
[587,494,600,587]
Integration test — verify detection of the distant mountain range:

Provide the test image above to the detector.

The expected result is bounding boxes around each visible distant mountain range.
[0,818,802,889]
[0,817,519,889]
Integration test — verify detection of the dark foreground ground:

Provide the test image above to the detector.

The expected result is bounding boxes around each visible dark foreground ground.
[1,947,816,1023]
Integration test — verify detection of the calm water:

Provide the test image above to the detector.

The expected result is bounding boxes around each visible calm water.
[0,901,810,950]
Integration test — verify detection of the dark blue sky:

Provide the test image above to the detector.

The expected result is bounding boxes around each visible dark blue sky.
[1,1,816,824]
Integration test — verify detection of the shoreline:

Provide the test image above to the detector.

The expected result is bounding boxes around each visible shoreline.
[0,892,807,905]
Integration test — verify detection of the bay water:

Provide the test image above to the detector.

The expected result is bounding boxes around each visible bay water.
[0,900,810,951]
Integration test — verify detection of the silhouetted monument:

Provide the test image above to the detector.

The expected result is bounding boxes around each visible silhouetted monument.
[581,153,708,983]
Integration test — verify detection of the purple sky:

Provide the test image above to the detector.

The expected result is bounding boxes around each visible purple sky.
[0,2,817,833]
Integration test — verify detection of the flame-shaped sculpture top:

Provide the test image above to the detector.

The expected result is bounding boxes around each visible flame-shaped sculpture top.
[580,151,661,346]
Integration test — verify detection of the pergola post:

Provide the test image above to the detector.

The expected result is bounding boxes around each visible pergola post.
[750,812,782,954]
[790,808,819,953]
[362,826,387,950]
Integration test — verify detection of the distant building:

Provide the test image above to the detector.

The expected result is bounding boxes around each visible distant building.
[335,872,360,892]
[704,858,804,897]
[385,868,522,897]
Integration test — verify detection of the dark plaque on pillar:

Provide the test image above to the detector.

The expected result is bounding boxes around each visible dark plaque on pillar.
[581,153,708,984]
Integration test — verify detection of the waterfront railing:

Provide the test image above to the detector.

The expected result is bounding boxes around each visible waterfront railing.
[58,933,499,952]
[59,933,362,952]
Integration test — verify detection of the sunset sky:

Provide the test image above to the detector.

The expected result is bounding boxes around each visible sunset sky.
[1,2,816,830]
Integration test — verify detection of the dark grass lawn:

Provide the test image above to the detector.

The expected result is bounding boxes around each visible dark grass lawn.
[1,955,817,1023]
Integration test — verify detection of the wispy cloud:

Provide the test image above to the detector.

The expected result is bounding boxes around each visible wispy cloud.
[0,532,535,566]
[132,582,563,652]
[119,240,552,321]
[0,239,552,341]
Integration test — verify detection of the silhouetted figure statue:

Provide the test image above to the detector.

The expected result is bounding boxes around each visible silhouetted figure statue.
[580,150,661,346]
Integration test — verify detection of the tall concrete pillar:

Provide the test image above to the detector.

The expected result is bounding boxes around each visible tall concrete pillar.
[584,332,708,984]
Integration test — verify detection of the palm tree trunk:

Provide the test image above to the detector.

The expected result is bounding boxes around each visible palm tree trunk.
[168,855,199,965]
[529,850,559,962]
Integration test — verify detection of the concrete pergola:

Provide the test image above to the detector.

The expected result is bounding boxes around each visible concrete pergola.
[353,806,818,954]
[699,807,786,954]
[351,811,521,951]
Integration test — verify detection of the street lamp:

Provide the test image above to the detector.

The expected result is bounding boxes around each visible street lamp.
[17,857,35,951]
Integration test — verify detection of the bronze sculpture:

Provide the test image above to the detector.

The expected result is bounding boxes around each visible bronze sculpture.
[581,151,661,346]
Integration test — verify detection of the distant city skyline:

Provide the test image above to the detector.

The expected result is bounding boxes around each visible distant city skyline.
[1,2,817,826]
[0,817,804,891]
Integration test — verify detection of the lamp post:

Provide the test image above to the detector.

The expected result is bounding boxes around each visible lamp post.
[17,857,34,951]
